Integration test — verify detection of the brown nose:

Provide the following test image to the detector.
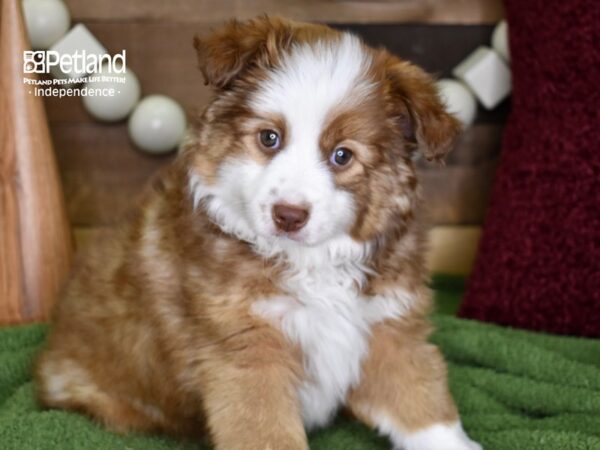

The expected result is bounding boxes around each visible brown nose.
[272,203,310,232]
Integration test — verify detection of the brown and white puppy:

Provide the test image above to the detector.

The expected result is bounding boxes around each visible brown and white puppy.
[36,17,481,450]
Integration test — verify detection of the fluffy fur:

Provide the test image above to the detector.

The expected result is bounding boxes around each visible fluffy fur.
[36,16,480,450]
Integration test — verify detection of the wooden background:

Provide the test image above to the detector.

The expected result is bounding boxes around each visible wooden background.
[46,0,507,274]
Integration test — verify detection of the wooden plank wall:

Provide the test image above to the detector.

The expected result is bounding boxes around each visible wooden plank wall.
[47,0,506,274]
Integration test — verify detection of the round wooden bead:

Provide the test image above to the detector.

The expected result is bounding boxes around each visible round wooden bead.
[82,65,141,122]
[492,20,510,62]
[436,79,477,126]
[22,0,70,50]
[128,95,187,154]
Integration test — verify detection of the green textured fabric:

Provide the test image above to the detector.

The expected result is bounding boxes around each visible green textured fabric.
[1,277,599,449]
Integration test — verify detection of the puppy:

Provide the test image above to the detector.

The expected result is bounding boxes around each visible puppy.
[36,16,481,450]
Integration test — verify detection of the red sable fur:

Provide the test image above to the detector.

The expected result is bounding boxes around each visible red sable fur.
[36,16,462,450]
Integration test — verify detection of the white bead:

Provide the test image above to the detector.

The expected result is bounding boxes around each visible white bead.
[49,24,108,79]
[492,20,510,62]
[22,0,70,50]
[453,46,512,110]
[128,95,187,154]
[436,79,477,126]
[82,65,141,122]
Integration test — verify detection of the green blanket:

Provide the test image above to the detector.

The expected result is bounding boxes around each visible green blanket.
[1,277,599,450]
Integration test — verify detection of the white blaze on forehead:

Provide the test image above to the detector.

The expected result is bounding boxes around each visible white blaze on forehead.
[250,34,373,136]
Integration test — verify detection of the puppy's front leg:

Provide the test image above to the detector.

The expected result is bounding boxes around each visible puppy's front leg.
[346,321,482,450]
[200,329,308,450]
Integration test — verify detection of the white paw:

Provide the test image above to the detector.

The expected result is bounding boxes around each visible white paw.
[402,422,482,450]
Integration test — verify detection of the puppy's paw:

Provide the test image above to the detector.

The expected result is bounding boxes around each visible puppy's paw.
[402,422,482,450]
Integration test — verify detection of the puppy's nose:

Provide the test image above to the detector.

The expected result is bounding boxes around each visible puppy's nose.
[272,203,310,232]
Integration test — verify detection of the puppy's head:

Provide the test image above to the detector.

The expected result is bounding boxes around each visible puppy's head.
[187,17,460,249]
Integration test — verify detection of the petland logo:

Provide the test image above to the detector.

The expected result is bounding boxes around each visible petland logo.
[23,50,126,75]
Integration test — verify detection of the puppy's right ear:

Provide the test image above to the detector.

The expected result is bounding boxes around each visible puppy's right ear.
[193,16,294,90]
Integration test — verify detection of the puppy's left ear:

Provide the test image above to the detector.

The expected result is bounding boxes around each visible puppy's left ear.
[385,56,462,162]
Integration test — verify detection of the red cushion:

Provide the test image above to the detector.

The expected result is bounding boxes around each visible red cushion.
[459,0,600,337]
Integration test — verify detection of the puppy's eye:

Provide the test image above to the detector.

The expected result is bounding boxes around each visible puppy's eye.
[330,147,353,167]
[259,129,281,150]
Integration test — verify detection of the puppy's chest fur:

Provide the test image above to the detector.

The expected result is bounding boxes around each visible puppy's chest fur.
[252,258,402,429]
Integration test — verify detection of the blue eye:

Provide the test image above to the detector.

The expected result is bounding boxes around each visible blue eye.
[330,147,353,167]
[259,129,281,150]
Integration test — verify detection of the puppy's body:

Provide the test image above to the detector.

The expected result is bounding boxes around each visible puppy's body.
[36,18,481,450]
